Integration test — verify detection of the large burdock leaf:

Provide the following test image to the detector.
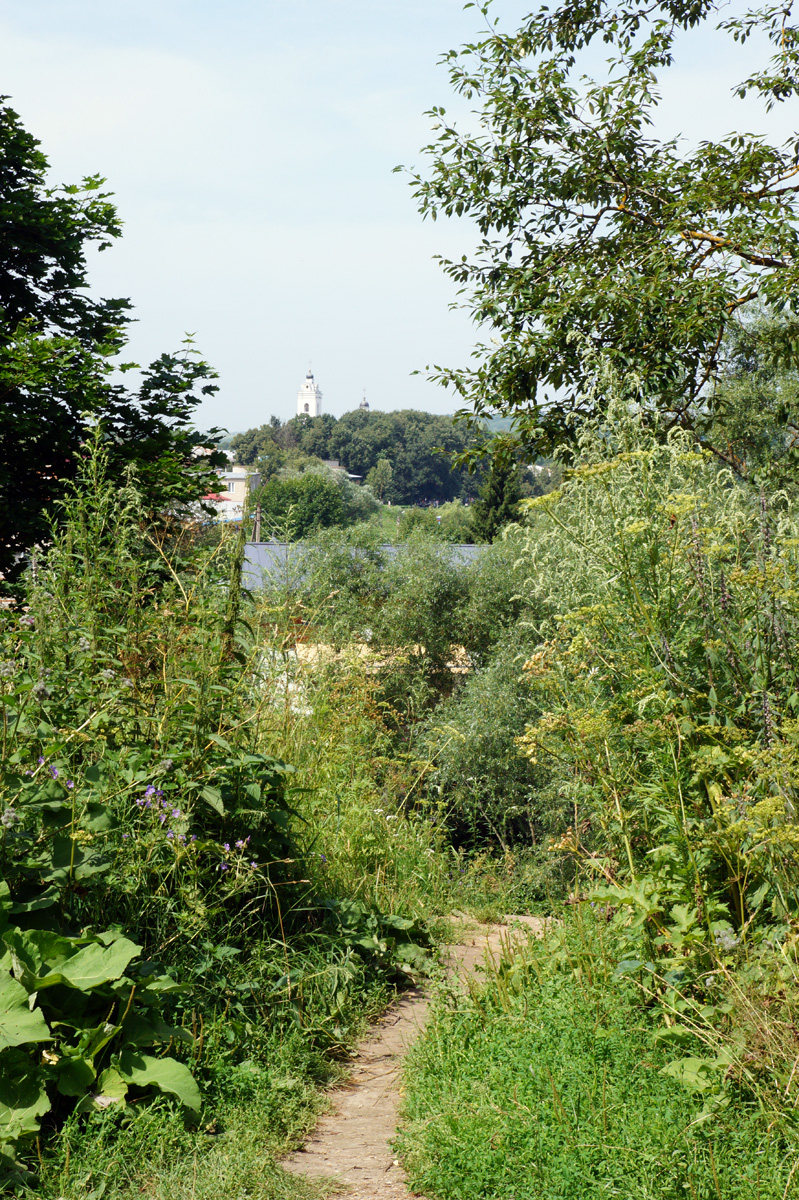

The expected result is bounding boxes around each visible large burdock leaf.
[0,973,50,1052]
[0,1049,50,1142]
[57,938,139,990]
[118,1050,201,1111]
[4,929,140,992]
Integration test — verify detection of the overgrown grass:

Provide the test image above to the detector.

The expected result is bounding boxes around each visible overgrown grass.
[37,1025,331,1200]
[399,911,799,1200]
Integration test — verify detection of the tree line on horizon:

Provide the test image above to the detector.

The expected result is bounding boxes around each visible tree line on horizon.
[228,409,482,507]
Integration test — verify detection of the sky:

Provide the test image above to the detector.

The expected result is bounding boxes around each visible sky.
[0,0,795,434]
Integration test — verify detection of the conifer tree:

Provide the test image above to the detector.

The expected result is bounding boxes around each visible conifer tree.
[471,441,521,543]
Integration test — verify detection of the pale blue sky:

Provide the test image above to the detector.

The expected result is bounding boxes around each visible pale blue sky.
[0,1,793,432]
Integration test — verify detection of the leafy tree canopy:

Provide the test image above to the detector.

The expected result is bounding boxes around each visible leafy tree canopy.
[0,99,224,587]
[229,409,481,505]
[406,0,799,458]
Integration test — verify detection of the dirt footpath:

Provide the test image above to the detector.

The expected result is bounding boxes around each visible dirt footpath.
[282,914,544,1200]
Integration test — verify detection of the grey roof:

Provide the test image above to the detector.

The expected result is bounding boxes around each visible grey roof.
[243,541,486,589]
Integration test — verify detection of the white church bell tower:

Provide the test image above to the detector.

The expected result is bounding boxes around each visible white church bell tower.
[297,369,322,417]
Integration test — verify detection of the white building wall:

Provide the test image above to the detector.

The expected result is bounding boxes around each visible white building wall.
[297,370,322,417]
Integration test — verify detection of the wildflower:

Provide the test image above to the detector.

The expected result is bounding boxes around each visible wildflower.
[159,813,167,825]
[235,837,250,849]
[319,853,327,863]
[66,780,74,789]
[32,682,51,702]
[49,766,59,779]
[19,615,34,629]
[172,809,181,818]
[122,833,129,839]
[78,637,91,652]
[101,669,115,681]
[0,660,16,679]
[37,756,44,765]
[1,808,20,828]
[219,864,229,872]
[250,861,258,869]
[158,758,176,774]
[120,678,133,688]
[145,785,156,797]
[223,843,230,853]
[166,830,175,840]
[190,834,198,843]
[714,929,740,953]
[177,834,186,845]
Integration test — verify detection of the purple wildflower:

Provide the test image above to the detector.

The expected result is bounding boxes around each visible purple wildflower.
[50,766,58,779]
[190,834,197,843]
[66,780,74,789]
[166,830,174,840]
[37,756,44,766]
[145,785,156,797]
[172,809,181,818]
[223,843,230,853]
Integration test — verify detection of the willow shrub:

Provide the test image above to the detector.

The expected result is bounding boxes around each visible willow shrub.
[516,406,799,1109]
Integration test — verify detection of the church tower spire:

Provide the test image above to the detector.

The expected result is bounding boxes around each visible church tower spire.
[297,368,323,417]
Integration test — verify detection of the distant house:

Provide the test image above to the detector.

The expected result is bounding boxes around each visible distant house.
[203,465,261,522]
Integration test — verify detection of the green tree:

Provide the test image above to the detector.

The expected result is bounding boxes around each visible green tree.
[230,421,282,466]
[703,310,799,490]
[471,440,521,543]
[407,0,799,457]
[254,473,346,540]
[366,457,394,500]
[0,100,224,587]
[330,409,477,503]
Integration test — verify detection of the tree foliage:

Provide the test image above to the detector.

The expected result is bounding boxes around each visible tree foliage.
[470,439,522,542]
[0,100,224,587]
[230,409,480,505]
[407,0,799,456]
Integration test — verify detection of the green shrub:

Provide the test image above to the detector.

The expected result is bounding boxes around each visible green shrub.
[421,640,566,868]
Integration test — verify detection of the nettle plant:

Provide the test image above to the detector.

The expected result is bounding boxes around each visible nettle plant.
[0,445,300,1179]
[516,397,799,999]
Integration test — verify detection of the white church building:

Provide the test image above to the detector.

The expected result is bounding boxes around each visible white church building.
[297,369,322,417]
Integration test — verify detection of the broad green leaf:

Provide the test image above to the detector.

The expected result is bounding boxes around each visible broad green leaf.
[55,1055,96,1097]
[81,800,117,833]
[0,974,50,1051]
[54,938,140,991]
[0,1049,50,1140]
[76,1066,128,1113]
[39,835,111,883]
[5,929,140,992]
[200,785,225,816]
[662,1055,716,1092]
[117,1050,200,1111]
[9,887,59,915]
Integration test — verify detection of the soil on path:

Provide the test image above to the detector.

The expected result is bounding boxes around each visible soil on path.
[282,913,544,1200]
